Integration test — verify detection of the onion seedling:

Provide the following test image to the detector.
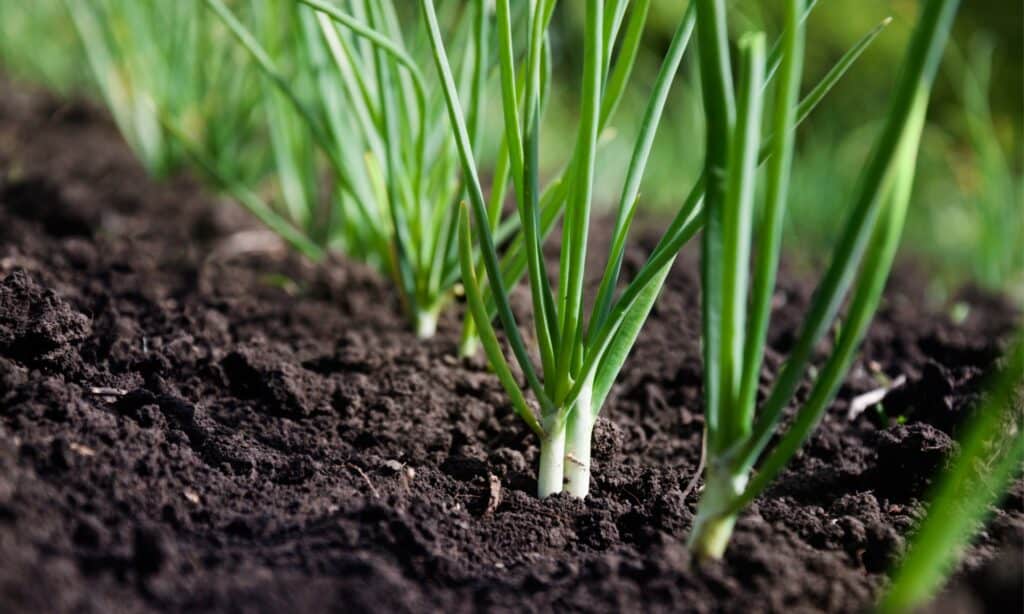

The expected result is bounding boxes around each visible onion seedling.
[0,0,81,93]
[426,0,682,498]
[686,0,960,559]
[61,0,263,179]
[880,337,1023,614]
[426,0,885,499]
[193,0,514,336]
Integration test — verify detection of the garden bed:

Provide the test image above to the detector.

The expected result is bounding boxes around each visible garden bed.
[0,84,1020,613]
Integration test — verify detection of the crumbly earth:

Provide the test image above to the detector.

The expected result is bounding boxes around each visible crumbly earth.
[0,84,1020,613]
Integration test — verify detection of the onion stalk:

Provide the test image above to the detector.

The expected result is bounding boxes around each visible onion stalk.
[431,0,671,498]
[427,0,884,499]
[687,0,960,559]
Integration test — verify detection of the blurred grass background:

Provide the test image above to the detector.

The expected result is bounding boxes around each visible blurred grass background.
[1,0,1020,301]
[558,0,1023,302]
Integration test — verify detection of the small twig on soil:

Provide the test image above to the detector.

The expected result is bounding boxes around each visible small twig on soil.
[847,374,907,420]
[348,463,380,499]
[681,429,708,503]
[209,229,286,261]
[86,386,127,397]
[69,442,96,457]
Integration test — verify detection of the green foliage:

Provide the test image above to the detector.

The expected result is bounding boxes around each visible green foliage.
[0,0,82,92]
[4,2,1015,299]
[939,38,1023,294]
[428,0,677,498]
[429,0,880,500]
[61,0,266,179]
[687,0,960,559]
[194,0,505,335]
[783,34,1024,300]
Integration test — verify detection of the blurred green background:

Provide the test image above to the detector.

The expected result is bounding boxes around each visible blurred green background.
[557,0,1023,302]
[1,0,1021,301]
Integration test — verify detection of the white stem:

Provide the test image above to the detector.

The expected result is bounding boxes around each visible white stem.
[457,333,479,358]
[415,308,439,338]
[537,427,566,498]
[563,377,595,499]
[687,465,749,560]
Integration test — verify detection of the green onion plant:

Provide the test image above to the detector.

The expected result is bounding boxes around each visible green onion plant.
[879,337,1023,614]
[686,0,959,559]
[61,0,264,179]
[451,0,889,359]
[0,0,82,93]
[427,0,681,498]
[425,0,886,499]
[195,0,510,337]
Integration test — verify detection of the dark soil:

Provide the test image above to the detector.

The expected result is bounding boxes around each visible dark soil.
[0,83,1020,614]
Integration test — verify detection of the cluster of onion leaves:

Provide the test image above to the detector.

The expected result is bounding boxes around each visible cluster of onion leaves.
[61,0,264,180]
[191,0,513,337]
[687,0,960,559]
[880,337,1023,613]
[0,0,80,94]
[424,0,891,500]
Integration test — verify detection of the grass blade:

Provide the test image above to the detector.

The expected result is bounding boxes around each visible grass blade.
[598,0,651,128]
[590,2,695,337]
[563,187,705,418]
[554,2,604,401]
[590,260,671,415]
[732,86,928,507]
[695,0,736,453]
[497,0,558,380]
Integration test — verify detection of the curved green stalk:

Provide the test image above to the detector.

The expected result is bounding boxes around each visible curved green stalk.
[457,205,544,438]
[717,32,765,445]
[495,0,557,381]
[688,28,767,559]
[553,3,603,403]
[589,2,696,336]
